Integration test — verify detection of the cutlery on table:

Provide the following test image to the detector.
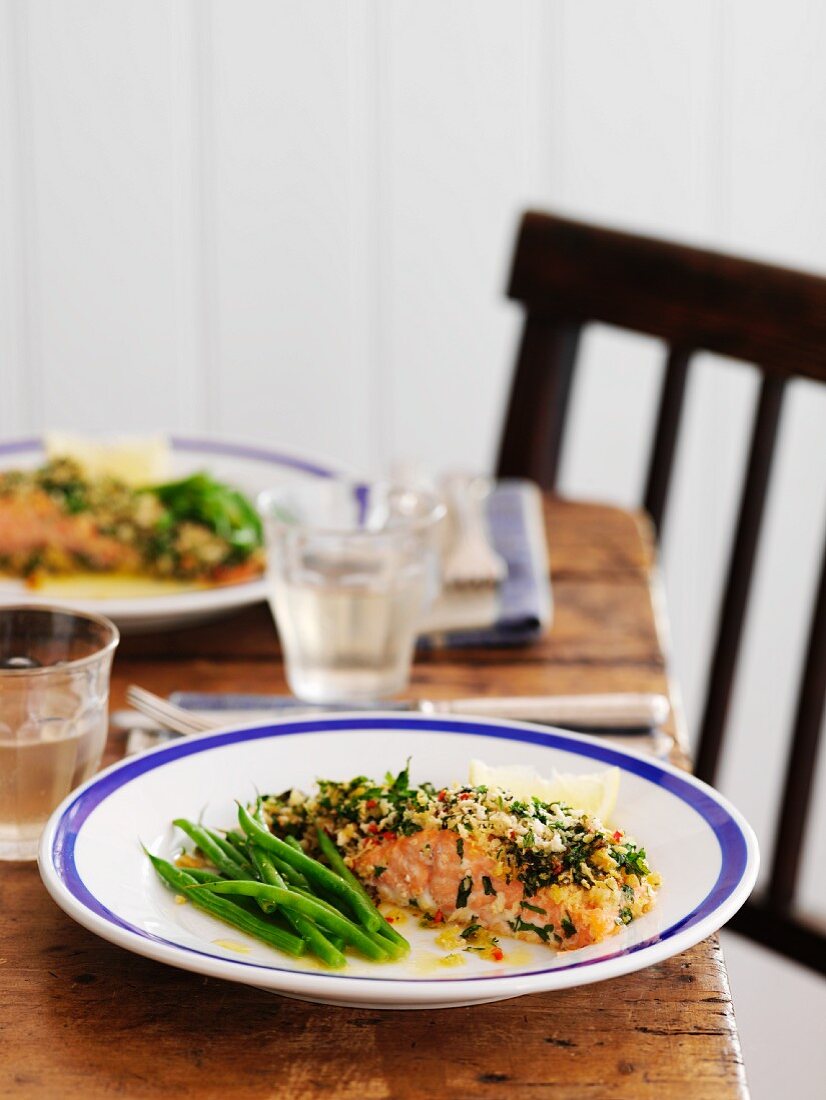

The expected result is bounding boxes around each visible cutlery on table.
[123,684,670,738]
[441,473,507,587]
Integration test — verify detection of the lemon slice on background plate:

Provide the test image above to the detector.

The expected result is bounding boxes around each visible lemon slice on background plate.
[44,432,172,486]
[468,758,620,823]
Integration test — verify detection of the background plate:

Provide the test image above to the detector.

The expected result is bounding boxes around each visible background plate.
[38,714,759,1010]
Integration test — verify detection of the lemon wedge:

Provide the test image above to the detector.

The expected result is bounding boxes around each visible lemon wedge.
[44,432,172,486]
[468,758,620,823]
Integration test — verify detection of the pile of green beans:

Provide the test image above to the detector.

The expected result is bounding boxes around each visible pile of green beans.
[145,806,411,970]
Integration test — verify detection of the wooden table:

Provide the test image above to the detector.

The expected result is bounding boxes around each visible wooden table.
[0,499,748,1099]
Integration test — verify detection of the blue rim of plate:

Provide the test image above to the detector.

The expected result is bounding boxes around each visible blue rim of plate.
[0,435,337,480]
[46,716,754,984]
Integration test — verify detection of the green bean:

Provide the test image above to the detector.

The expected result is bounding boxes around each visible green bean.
[191,880,389,962]
[315,827,410,957]
[287,834,401,959]
[172,819,250,880]
[177,865,224,884]
[146,852,305,957]
[248,806,310,887]
[236,804,382,932]
[202,826,255,874]
[292,886,350,919]
[374,920,410,957]
[290,886,400,958]
[249,846,345,969]
[269,854,309,890]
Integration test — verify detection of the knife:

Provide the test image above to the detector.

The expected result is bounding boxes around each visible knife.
[163,690,671,733]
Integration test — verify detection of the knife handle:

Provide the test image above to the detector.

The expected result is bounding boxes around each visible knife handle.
[432,693,670,729]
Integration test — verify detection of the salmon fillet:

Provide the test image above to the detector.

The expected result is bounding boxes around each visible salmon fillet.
[351,829,656,950]
[263,765,660,952]
[0,489,142,572]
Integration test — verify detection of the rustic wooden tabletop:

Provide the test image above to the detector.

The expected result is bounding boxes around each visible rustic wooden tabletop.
[0,498,748,1099]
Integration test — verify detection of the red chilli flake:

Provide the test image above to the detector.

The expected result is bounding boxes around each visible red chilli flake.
[612,830,623,842]
[459,792,472,800]
[437,790,447,802]
[381,831,396,841]
[365,799,378,810]
[492,948,504,962]
[367,823,379,834]
[433,910,444,924]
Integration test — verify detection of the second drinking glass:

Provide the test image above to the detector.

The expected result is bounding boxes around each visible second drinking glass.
[259,482,445,704]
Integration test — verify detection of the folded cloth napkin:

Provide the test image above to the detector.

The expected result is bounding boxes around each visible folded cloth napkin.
[420,478,552,648]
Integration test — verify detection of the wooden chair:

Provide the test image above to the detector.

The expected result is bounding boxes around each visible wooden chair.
[497,211,826,974]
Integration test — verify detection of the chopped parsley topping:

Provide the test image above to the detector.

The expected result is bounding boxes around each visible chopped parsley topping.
[460,922,482,941]
[509,916,553,942]
[259,763,659,939]
[456,874,473,910]
[520,901,547,915]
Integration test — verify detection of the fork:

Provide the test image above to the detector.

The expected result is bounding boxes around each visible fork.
[441,473,507,587]
[125,684,215,735]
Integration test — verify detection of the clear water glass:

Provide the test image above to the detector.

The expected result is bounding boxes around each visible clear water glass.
[0,605,118,860]
[260,481,445,704]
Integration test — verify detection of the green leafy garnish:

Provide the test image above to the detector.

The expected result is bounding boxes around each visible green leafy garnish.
[148,472,263,558]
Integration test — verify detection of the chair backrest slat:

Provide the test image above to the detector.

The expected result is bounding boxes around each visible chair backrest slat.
[695,374,787,786]
[643,346,693,537]
[506,212,826,383]
[768,540,826,909]
[497,316,581,490]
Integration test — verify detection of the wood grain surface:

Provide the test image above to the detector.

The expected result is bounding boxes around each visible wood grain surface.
[0,498,748,1099]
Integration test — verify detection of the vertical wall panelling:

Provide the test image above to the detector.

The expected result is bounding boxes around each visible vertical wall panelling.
[380,0,545,474]
[725,0,826,268]
[0,0,40,432]
[168,0,210,433]
[24,2,196,432]
[208,1,373,472]
[345,0,385,474]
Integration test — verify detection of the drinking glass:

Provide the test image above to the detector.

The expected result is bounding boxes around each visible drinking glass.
[0,605,119,860]
[260,481,445,703]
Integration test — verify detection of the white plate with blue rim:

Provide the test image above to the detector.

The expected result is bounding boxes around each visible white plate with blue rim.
[0,435,341,632]
[38,713,759,1010]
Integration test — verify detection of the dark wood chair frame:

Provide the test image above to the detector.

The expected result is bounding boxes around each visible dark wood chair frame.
[497,211,826,974]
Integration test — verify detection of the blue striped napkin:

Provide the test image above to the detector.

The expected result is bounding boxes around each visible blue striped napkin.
[420,478,552,647]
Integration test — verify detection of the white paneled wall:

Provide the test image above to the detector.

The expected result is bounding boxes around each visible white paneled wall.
[1,2,824,1094]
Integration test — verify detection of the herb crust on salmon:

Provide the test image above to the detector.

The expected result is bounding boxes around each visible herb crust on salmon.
[262,764,660,952]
